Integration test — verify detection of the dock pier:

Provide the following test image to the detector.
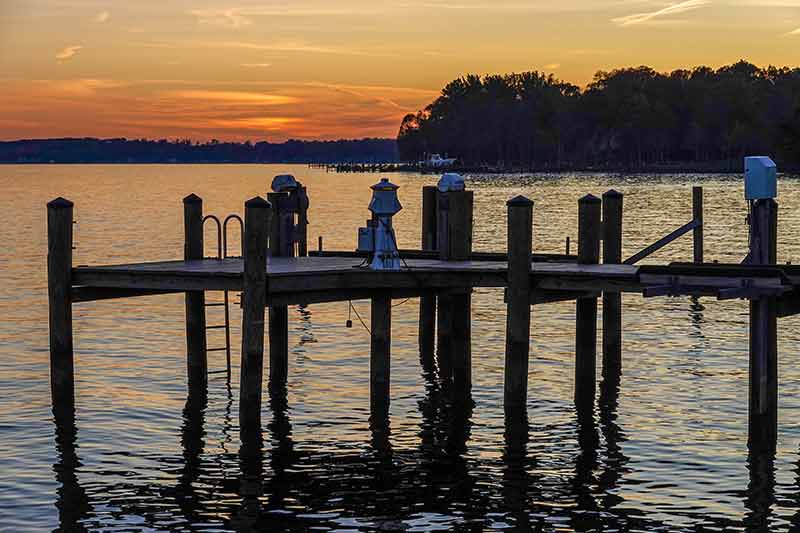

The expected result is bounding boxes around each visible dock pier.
[48,175,795,453]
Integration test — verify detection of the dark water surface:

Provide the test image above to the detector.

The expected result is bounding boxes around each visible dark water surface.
[3,165,800,532]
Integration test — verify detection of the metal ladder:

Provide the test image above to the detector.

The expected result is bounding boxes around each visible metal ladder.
[202,214,244,377]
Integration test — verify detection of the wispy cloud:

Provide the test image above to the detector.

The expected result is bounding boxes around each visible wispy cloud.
[612,0,711,26]
[190,6,369,29]
[55,45,82,61]
[94,11,110,23]
[191,8,251,29]
[544,63,561,70]
[787,27,800,35]
[138,39,396,57]
[164,90,298,105]
[241,62,273,68]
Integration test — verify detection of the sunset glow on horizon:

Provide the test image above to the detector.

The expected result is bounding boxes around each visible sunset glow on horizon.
[1,0,799,142]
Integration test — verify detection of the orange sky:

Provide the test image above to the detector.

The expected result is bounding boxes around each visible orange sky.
[1,0,798,141]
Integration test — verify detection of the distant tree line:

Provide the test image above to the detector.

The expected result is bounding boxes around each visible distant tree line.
[0,137,398,164]
[397,61,800,171]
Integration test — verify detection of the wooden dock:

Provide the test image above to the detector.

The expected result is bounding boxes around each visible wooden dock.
[47,183,798,453]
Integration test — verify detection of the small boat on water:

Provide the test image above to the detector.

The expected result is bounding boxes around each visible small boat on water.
[422,153,457,168]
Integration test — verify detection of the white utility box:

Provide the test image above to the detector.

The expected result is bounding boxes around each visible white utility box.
[744,156,777,200]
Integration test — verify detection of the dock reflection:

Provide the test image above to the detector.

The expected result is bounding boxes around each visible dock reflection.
[744,449,776,531]
[48,352,784,532]
[52,406,91,531]
[503,410,532,531]
[176,386,206,523]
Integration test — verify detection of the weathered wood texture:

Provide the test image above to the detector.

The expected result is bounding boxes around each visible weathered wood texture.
[575,195,601,410]
[370,293,391,416]
[311,248,576,263]
[436,293,454,379]
[240,196,270,428]
[267,192,290,389]
[749,198,778,451]
[48,197,74,411]
[447,191,474,261]
[693,186,704,264]
[601,190,623,388]
[419,186,438,367]
[183,194,207,388]
[504,196,533,413]
[442,190,473,395]
[297,186,309,257]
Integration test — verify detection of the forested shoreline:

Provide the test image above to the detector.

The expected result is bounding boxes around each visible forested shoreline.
[397,61,800,171]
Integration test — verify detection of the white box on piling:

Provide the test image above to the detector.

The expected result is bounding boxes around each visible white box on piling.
[745,156,777,200]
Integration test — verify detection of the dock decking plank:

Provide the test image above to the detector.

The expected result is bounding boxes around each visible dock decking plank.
[70,256,795,301]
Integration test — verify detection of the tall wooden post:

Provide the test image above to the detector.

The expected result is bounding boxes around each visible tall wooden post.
[370,293,392,417]
[601,190,623,390]
[693,186,704,264]
[449,190,474,398]
[240,196,270,430]
[436,190,453,379]
[48,197,75,412]
[267,192,289,391]
[419,186,438,369]
[183,194,207,389]
[297,186,309,257]
[575,195,601,411]
[504,196,533,415]
[749,198,778,451]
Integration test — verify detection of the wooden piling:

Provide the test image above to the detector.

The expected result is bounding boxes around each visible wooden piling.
[693,186,704,264]
[48,197,75,411]
[748,198,778,451]
[183,194,207,388]
[418,186,438,367]
[504,196,533,414]
[370,293,392,416]
[267,192,289,390]
[575,194,601,411]
[601,190,623,389]
[297,186,309,257]
[436,190,453,378]
[240,196,270,429]
[449,191,473,396]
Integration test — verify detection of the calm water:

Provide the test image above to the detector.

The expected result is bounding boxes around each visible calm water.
[3,165,800,532]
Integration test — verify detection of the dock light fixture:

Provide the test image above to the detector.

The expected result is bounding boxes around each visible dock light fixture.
[360,177,403,270]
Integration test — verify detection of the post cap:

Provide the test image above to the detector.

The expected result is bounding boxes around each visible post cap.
[602,189,622,198]
[437,173,465,193]
[47,197,73,208]
[506,195,533,207]
[245,196,270,208]
[579,194,601,204]
[183,193,202,204]
[271,174,299,192]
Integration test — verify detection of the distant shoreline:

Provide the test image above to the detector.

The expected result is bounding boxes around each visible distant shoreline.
[4,161,797,174]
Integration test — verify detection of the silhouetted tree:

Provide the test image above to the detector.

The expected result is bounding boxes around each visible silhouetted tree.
[398,61,800,170]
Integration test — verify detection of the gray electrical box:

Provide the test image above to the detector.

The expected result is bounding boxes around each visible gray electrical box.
[357,225,375,253]
[744,156,777,200]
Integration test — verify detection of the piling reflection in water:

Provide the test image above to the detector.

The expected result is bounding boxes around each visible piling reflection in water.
[744,448,777,531]
[175,387,206,524]
[52,407,91,531]
[49,366,789,531]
